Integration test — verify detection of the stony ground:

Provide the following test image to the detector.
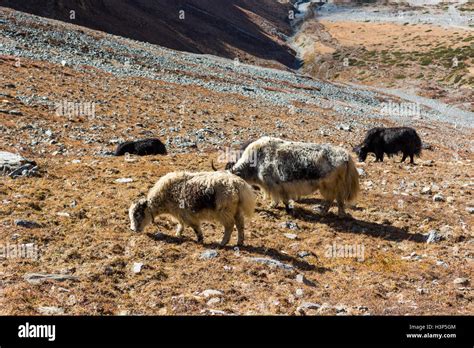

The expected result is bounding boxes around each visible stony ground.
[0,6,473,315]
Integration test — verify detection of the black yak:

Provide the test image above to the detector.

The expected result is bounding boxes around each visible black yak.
[230,137,360,216]
[353,127,422,164]
[115,138,167,156]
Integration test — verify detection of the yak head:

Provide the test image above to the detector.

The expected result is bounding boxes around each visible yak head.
[129,198,153,232]
[353,144,368,162]
[230,160,257,182]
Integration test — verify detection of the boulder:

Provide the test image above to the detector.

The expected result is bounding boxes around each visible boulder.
[0,151,39,178]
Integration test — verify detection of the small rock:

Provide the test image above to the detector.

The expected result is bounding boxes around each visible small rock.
[115,178,133,184]
[37,306,64,315]
[425,230,443,244]
[200,249,219,260]
[297,251,310,258]
[357,168,366,177]
[280,221,299,230]
[453,278,469,286]
[206,309,226,315]
[283,233,297,240]
[296,273,317,287]
[201,289,223,298]
[466,207,474,214]
[298,302,321,310]
[421,186,432,195]
[14,219,41,229]
[247,257,294,271]
[336,123,352,132]
[132,262,143,274]
[56,212,70,218]
[24,273,78,285]
[296,302,321,314]
[207,298,221,306]
[295,288,304,297]
[433,194,445,202]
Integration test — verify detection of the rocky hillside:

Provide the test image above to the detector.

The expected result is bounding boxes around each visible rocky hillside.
[0,6,473,315]
[0,0,299,69]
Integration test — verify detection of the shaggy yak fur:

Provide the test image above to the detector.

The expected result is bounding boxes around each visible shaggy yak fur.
[129,171,255,246]
[353,127,422,164]
[115,138,167,156]
[230,137,360,216]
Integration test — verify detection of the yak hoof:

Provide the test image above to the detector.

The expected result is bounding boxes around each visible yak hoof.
[337,210,349,218]
[314,205,329,215]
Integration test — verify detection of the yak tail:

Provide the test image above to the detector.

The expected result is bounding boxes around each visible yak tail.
[343,156,360,203]
[211,160,218,171]
[238,183,256,218]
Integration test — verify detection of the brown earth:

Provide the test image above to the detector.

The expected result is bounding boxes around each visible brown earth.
[0,55,473,315]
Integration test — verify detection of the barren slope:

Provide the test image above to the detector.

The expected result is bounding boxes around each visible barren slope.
[0,7,473,315]
[0,0,298,69]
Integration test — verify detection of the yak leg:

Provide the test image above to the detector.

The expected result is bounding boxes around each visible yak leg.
[410,154,415,164]
[401,153,407,163]
[220,223,234,247]
[175,223,184,237]
[284,199,294,214]
[190,224,204,243]
[315,201,331,215]
[235,213,245,247]
[337,199,347,217]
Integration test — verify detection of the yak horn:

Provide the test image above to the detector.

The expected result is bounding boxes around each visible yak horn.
[211,160,218,171]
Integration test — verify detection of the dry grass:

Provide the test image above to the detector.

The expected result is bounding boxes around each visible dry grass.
[0,56,473,316]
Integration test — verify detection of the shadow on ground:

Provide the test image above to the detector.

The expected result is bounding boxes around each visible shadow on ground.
[290,206,426,243]
[146,232,328,272]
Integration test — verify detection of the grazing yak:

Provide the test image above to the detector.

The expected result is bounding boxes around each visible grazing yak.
[353,127,422,164]
[115,138,167,156]
[129,171,255,246]
[229,137,360,217]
